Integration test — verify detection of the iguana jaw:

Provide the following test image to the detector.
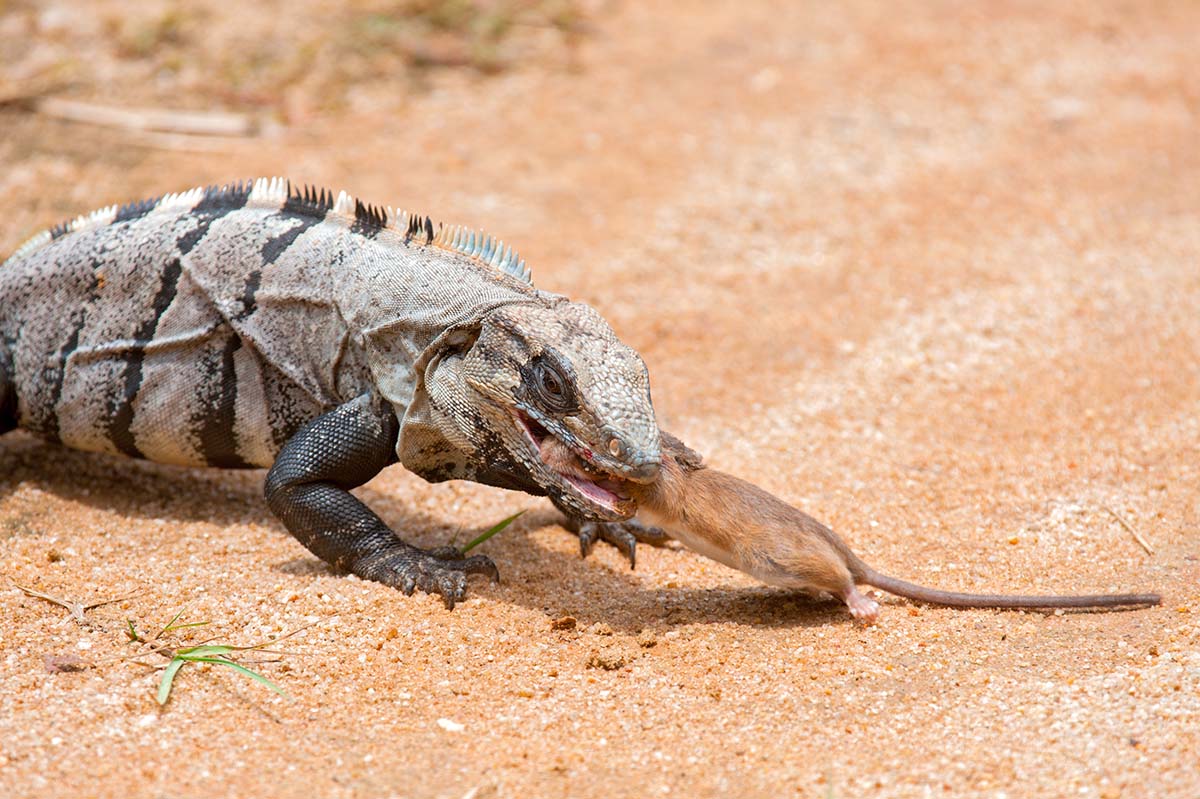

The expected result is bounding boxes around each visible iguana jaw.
[514,410,637,520]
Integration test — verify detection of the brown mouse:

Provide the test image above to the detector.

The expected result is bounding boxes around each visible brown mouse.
[542,432,1162,622]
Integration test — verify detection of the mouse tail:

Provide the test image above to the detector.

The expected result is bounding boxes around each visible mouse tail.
[859,566,1161,610]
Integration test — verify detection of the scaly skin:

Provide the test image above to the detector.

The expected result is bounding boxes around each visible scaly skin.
[0,179,663,606]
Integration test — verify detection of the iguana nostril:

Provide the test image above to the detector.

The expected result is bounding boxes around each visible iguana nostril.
[608,437,623,457]
[625,459,660,483]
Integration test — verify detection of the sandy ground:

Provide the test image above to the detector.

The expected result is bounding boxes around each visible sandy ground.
[2,1,1199,797]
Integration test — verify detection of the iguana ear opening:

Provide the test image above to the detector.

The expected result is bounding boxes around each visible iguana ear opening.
[440,326,480,356]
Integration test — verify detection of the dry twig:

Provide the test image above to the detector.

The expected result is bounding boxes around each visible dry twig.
[34,97,254,137]
[14,583,141,624]
[1101,504,1155,556]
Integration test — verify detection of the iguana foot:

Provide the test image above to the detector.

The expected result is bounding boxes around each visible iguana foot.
[563,517,672,570]
[353,545,499,609]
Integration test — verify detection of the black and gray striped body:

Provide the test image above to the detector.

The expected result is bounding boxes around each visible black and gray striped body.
[0,181,535,471]
[2,188,352,467]
[0,179,662,607]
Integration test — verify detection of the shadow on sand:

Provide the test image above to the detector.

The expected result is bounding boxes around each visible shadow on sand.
[1,432,857,633]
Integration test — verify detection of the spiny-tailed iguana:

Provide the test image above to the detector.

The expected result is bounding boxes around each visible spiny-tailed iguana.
[0,178,670,607]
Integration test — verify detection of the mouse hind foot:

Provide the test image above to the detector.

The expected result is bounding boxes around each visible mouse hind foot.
[841,585,880,624]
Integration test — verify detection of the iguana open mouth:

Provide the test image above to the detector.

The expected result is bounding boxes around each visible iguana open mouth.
[514,410,635,518]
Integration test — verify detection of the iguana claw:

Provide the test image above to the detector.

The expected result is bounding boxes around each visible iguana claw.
[353,545,499,609]
[564,518,672,570]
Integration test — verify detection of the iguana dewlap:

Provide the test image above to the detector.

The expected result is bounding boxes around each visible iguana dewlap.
[0,179,664,606]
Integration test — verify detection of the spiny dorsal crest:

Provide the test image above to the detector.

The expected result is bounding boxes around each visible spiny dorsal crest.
[6,177,533,286]
[429,223,531,284]
[8,179,255,262]
[311,181,531,284]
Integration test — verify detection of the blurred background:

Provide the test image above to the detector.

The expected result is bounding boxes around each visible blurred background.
[1,0,590,117]
[1,3,1198,797]
[6,0,1193,437]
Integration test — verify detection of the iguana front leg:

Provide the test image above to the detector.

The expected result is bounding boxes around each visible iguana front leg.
[561,516,672,570]
[265,393,498,609]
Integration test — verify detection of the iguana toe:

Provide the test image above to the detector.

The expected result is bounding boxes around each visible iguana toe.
[353,546,499,608]
[565,518,672,570]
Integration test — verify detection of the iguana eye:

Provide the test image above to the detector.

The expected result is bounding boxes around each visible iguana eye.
[541,369,563,396]
[525,357,577,414]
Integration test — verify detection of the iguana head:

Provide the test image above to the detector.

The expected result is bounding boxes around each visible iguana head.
[458,300,661,522]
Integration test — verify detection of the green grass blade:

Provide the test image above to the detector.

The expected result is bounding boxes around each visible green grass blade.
[165,620,210,631]
[157,658,187,705]
[177,645,236,658]
[159,608,187,636]
[461,509,526,553]
[188,657,289,698]
[159,608,209,635]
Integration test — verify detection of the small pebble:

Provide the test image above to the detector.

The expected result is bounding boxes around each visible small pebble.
[587,646,630,671]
